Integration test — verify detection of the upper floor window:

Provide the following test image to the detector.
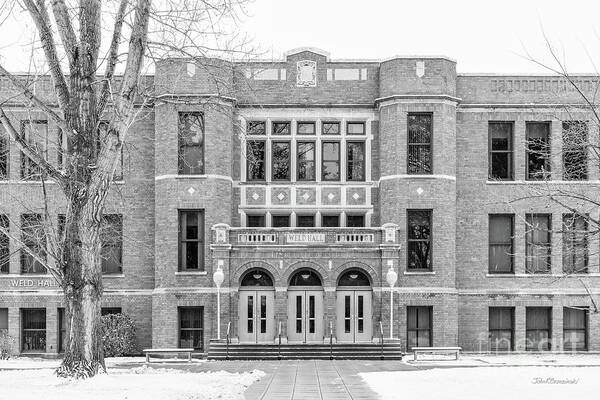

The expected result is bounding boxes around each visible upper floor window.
[100,214,123,275]
[247,141,266,181]
[322,122,340,135]
[407,113,432,174]
[297,122,315,135]
[297,215,315,227]
[322,214,340,228]
[271,141,290,180]
[407,210,432,270]
[247,121,266,135]
[297,142,315,181]
[178,210,204,271]
[20,120,48,180]
[346,142,365,181]
[0,127,8,180]
[20,214,46,274]
[178,112,204,175]
[562,213,588,274]
[322,142,340,181]
[525,214,551,274]
[272,121,290,135]
[526,122,550,180]
[346,215,365,228]
[562,121,588,180]
[0,215,8,274]
[489,214,513,273]
[488,122,513,180]
[347,122,365,135]
[272,215,290,228]
[247,214,265,227]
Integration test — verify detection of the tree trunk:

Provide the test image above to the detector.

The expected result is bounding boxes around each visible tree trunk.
[56,205,105,378]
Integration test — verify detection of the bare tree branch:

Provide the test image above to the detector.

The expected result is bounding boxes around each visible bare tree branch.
[50,0,78,70]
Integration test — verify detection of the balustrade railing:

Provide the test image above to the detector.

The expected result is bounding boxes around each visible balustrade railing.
[232,228,382,246]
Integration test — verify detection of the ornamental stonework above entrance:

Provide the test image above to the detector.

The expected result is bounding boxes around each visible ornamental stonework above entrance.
[296,60,317,87]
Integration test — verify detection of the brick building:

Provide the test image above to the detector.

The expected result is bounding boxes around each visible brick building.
[1,47,599,356]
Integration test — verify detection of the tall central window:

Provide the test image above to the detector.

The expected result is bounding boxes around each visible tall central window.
[20,120,48,180]
[179,210,205,271]
[562,214,588,274]
[271,141,290,180]
[247,141,266,181]
[322,142,340,181]
[407,113,432,174]
[562,121,588,181]
[489,214,513,273]
[488,122,513,180]
[526,122,551,180]
[525,214,551,274]
[178,112,205,175]
[21,214,46,274]
[407,210,432,270]
[297,142,315,180]
[100,214,123,274]
[347,142,365,181]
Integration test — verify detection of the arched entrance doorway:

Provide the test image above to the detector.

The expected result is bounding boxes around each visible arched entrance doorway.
[336,269,372,343]
[238,269,275,343]
[287,269,324,343]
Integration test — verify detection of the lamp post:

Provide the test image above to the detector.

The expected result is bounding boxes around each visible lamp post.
[213,260,225,340]
[385,260,398,339]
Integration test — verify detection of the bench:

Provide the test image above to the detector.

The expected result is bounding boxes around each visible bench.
[412,346,462,361]
[142,348,195,363]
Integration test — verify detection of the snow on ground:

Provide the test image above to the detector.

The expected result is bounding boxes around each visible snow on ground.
[405,353,600,367]
[361,365,600,400]
[0,359,264,400]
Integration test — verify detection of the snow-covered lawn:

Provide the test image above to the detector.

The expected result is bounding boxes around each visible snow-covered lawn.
[361,366,600,400]
[0,358,264,400]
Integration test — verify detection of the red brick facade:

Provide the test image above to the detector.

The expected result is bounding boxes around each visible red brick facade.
[1,47,599,355]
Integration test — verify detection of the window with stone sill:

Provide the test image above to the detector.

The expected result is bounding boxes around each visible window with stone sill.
[297,141,315,181]
[525,122,551,180]
[20,120,48,181]
[346,141,365,181]
[100,214,123,275]
[408,113,432,174]
[488,122,513,180]
[20,213,46,274]
[271,141,290,181]
[562,121,588,181]
[562,213,588,274]
[322,142,340,181]
[179,307,203,351]
[178,210,204,271]
[247,140,266,181]
[525,214,551,274]
[178,113,205,175]
[407,210,432,270]
[488,214,513,274]
[0,215,8,274]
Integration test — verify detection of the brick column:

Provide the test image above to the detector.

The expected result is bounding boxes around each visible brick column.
[8,308,20,355]
[46,307,58,354]
[514,306,526,351]
[552,304,563,351]
[551,213,563,275]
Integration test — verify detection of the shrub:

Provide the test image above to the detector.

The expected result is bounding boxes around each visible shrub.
[100,313,138,357]
[0,331,16,360]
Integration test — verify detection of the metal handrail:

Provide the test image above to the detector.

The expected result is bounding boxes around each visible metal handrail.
[226,321,231,360]
[277,321,282,360]
[379,321,384,360]
[329,321,333,360]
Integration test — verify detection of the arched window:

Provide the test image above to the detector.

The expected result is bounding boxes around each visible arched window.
[289,269,322,286]
[240,269,274,287]
[338,269,370,286]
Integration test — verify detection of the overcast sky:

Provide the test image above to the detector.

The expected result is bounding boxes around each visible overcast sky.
[1,0,600,73]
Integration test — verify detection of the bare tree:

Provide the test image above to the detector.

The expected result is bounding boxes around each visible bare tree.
[0,0,252,378]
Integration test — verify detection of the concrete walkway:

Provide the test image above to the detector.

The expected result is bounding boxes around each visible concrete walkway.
[241,360,414,400]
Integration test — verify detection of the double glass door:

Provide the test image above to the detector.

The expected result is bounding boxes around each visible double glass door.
[287,290,324,343]
[238,290,275,343]
[336,290,372,342]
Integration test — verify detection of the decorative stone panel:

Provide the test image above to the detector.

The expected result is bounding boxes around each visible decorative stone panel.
[296,187,317,205]
[346,187,366,206]
[321,187,341,206]
[271,187,291,205]
[245,187,266,205]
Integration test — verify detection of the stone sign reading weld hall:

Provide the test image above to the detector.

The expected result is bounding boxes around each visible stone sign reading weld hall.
[286,232,326,244]
[8,279,59,288]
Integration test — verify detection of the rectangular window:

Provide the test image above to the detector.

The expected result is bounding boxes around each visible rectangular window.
[0,127,8,180]
[0,308,7,334]
[100,214,122,275]
[297,142,315,181]
[178,210,205,271]
[526,122,551,180]
[489,214,514,273]
[526,307,551,351]
[272,215,290,228]
[246,141,266,181]
[297,122,315,135]
[322,142,340,181]
[346,142,365,181]
[563,121,588,180]
[407,306,432,351]
[178,112,205,175]
[247,214,265,228]
[272,121,290,135]
[562,214,588,274]
[489,307,514,351]
[525,214,551,274]
[101,307,122,316]
[271,141,290,180]
[21,214,46,274]
[347,122,365,135]
[22,309,46,352]
[408,113,433,174]
[563,307,587,351]
[322,215,339,228]
[297,215,315,228]
[246,121,265,135]
[179,307,203,351]
[346,215,365,228]
[20,120,48,180]
[322,122,340,135]
[488,122,513,180]
[407,210,432,270]
[58,308,65,353]
[0,215,8,274]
